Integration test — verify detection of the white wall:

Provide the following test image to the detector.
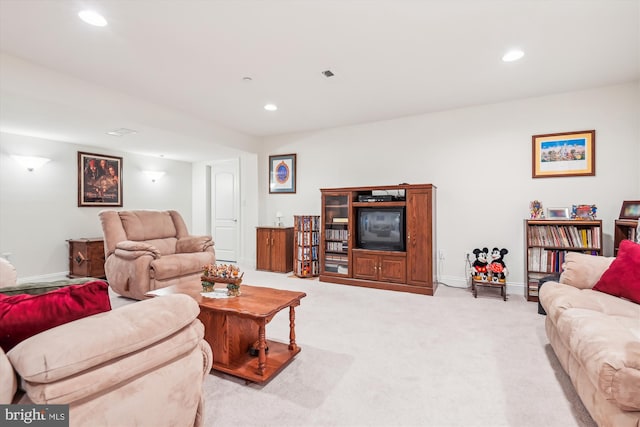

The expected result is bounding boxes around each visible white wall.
[0,132,193,280]
[259,82,640,292]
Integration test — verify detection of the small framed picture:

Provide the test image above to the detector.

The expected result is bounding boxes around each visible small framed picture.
[269,153,296,194]
[547,207,569,219]
[619,200,640,219]
[532,130,595,178]
[571,204,597,220]
[78,151,123,207]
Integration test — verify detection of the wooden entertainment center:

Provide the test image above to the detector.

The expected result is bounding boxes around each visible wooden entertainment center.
[319,184,437,295]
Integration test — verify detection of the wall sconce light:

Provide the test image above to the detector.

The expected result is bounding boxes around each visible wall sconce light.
[143,170,165,182]
[12,155,51,171]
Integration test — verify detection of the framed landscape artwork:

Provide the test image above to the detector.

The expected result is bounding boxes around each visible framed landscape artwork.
[269,153,296,194]
[78,151,123,207]
[532,130,595,178]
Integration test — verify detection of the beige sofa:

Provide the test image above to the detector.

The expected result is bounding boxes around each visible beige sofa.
[1,294,213,427]
[539,251,640,427]
[100,210,216,300]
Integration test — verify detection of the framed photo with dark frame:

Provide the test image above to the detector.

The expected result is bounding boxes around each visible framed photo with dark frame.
[532,130,595,178]
[619,200,640,220]
[78,151,123,207]
[269,153,296,194]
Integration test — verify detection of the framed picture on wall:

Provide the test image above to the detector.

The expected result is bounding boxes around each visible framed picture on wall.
[532,130,595,178]
[78,151,123,207]
[269,153,296,194]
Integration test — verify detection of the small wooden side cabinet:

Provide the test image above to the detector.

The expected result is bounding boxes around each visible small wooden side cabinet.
[256,227,294,273]
[67,238,106,278]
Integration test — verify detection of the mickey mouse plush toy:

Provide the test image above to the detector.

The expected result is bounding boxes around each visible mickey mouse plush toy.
[471,248,490,282]
[488,248,509,283]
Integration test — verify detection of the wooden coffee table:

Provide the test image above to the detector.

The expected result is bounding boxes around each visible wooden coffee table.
[146,283,306,383]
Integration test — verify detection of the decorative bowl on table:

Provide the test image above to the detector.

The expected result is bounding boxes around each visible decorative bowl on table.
[201,263,243,296]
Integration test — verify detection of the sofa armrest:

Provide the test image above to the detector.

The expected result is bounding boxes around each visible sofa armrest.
[114,240,161,259]
[8,294,199,384]
[559,251,614,289]
[176,235,214,253]
[0,348,17,404]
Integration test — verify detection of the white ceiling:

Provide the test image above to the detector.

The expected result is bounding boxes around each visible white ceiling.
[0,0,638,161]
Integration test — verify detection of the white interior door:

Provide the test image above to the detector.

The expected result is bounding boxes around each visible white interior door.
[212,158,240,262]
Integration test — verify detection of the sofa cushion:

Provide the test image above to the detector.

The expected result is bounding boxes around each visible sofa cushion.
[540,282,640,325]
[555,308,640,410]
[559,251,614,289]
[0,281,111,352]
[593,240,640,304]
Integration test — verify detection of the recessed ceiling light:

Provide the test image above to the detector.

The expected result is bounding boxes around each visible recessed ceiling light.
[242,77,253,82]
[502,49,524,62]
[106,128,137,137]
[264,104,278,111]
[78,10,108,27]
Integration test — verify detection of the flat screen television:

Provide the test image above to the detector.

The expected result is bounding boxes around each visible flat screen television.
[356,207,405,251]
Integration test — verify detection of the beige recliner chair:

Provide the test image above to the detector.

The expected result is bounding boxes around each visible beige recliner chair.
[2,294,213,427]
[99,210,215,300]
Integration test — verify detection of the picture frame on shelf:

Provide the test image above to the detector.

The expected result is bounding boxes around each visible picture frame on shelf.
[571,204,597,220]
[619,200,640,219]
[269,153,296,194]
[547,207,570,219]
[532,130,595,178]
[78,151,123,207]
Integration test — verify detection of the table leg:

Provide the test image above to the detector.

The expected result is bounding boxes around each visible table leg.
[257,322,267,376]
[288,306,298,351]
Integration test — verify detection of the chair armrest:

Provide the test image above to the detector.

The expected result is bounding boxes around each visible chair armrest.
[7,295,204,404]
[176,235,214,253]
[113,240,161,259]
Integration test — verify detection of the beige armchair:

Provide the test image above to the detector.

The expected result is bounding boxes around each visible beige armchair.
[2,294,213,427]
[99,210,215,300]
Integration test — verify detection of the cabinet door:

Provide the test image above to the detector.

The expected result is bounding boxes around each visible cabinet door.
[256,228,272,271]
[352,251,378,280]
[87,241,106,278]
[379,255,406,283]
[406,189,432,287]
[271,229,290,272]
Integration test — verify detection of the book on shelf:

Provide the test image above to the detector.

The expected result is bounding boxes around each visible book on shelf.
[528,224,601,249]
[332,217,348,223]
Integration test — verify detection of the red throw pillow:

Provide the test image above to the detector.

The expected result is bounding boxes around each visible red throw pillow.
[593,240,640,304]
[0,280,111,352]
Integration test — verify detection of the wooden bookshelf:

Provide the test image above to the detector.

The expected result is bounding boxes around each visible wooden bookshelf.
[293,215,320,278]
[524,219,602,302]
[614,219,638,256]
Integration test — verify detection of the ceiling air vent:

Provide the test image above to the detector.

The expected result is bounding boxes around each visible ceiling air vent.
[321,70,335,78]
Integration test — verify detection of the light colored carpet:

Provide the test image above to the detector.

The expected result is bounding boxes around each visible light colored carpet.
[109,269,596,427]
